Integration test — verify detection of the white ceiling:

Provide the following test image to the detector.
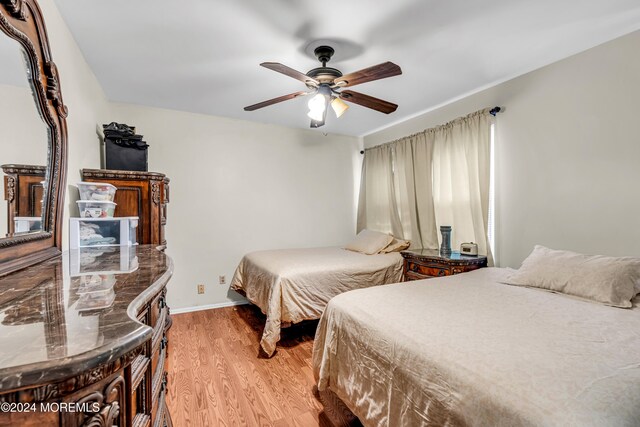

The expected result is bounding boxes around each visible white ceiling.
[54,0,640,137]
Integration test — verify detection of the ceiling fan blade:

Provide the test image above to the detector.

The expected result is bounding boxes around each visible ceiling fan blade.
[261,62,318,86]
[244,91,307,111]
[334,62,402,88]
[340,90,398,114]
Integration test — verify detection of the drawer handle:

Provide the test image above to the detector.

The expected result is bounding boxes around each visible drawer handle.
[161,373,168,392]
[438,269,446,276]
[161,336,168,350]
[159,296,166,309]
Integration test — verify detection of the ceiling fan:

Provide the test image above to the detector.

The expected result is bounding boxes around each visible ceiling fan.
[244,46,402,128]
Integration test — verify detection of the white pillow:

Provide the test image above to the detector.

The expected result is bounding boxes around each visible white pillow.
[345,230,394,255]
[504,245,640,308]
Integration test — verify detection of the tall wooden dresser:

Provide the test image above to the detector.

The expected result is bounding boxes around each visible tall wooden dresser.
[81,169,170,249]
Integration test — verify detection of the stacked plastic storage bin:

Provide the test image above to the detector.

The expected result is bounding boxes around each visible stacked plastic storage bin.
[68,183,140,312]
[70,182,139,249]
[67,246,139,312]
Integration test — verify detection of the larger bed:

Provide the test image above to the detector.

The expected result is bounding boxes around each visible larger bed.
[313,267,640,426]
[231,246,404,356]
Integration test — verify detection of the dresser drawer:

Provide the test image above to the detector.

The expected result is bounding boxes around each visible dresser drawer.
[406,261,450,278]
[151,307,167,354]
[153,389,166,427]
[150,290,167,330]
[152,342,167,402]
[405,271,433,281]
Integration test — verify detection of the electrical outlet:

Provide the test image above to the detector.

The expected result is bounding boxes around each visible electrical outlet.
[219,275,226,285]
[197,284,205,294]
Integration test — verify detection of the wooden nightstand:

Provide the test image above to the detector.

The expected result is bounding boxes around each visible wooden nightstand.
[401,249,487,281]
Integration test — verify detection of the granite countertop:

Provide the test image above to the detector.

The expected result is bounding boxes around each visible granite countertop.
[0,245,173,391]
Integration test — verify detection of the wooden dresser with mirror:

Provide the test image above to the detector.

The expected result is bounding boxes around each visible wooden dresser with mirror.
[0,1,173,426]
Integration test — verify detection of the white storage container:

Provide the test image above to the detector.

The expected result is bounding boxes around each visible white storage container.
[76,288,116,312]
[14,216,42,233]
[69,217,138,249]
[77,182,117,202]
[68,246,139,276]
[77,200,116,218]
[77,274,117,293]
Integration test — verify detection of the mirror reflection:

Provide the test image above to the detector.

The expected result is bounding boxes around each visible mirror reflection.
[0,30,49,238]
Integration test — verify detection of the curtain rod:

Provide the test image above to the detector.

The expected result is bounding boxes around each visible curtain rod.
[360,106,503,154]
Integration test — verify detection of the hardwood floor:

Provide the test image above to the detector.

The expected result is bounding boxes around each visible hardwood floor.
[166,305,361,427]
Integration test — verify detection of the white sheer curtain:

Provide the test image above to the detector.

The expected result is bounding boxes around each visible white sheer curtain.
[432,109,493,264]
[357,108,493,263]
[357,131,439,249]
[356,144,402,236]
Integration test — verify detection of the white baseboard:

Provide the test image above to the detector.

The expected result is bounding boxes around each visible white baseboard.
[171,300,249,315]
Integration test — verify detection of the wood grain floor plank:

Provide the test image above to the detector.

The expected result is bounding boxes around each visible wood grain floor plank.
[205,308,287,422]
[224,312,300,418]
[166,305,361,427]
[295,411,320,426]
[195,349,230,426]
[212,338,257,426]
[174,369,195,426]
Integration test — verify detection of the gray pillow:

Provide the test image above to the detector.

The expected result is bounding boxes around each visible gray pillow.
[504,245,640,308]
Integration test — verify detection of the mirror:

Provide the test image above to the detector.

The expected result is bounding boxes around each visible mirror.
[0,0,69,276]
[0,26,49,238]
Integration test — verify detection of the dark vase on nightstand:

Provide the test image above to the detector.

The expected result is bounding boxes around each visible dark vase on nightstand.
[440,225,452,255]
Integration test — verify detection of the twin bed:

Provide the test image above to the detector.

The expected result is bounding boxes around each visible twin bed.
[313,265,640,426]
[230,246,403,356]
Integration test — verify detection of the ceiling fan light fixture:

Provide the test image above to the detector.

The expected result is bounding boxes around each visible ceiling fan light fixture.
[331,97,349,118]
[307,110,324,122]
[307,92,326,121]
[307,84,332,122]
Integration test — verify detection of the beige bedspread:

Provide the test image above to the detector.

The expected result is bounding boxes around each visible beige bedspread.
[230,247,403,356]
[313,267,640,427]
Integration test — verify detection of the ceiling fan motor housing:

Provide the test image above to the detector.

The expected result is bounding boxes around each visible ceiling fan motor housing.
[305,45,343,87]
[306,67,342,85]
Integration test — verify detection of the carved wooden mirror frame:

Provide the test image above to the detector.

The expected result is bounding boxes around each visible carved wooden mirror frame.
[0,0,68,275]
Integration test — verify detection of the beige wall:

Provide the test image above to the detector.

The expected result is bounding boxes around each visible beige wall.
[0,85,48,164]
[364,30,640,268]
[0,84,49,237]
[37,1,111,248]
[110,104,362,310]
